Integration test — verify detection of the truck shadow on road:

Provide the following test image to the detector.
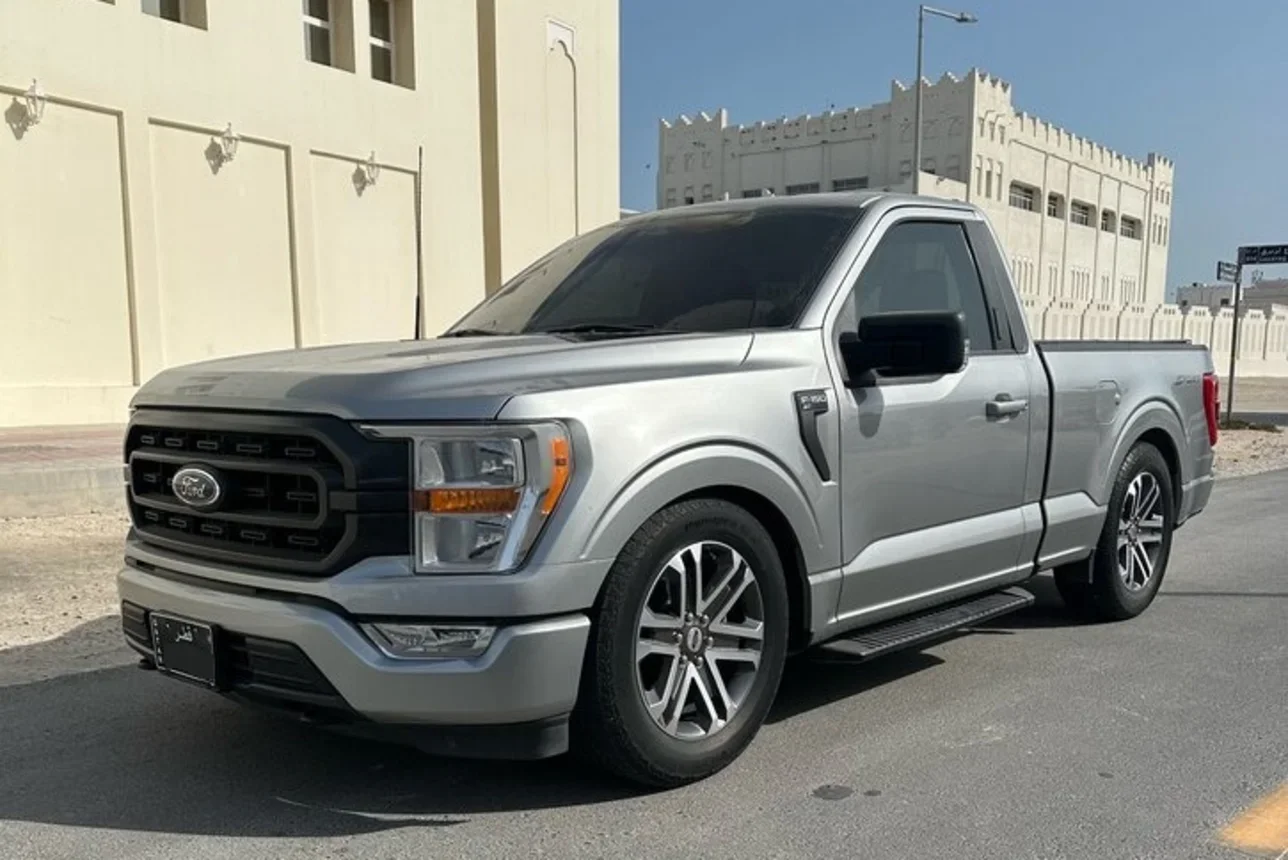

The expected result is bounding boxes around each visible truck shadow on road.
[0,576,1115,839]
[768,650,944,724]
[0,627,626,837]
[766,574,1090,723]
[0,617,937,839]
[968,574,1091,631]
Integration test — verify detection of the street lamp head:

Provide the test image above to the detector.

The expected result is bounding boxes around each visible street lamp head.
[921,5,978,23]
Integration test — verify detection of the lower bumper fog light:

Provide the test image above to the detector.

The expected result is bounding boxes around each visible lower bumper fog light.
[363,623,496,660]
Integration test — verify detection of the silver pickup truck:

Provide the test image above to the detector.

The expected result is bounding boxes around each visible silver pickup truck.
[118,193,1219,787]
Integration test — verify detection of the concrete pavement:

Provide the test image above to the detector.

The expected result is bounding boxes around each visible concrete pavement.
[1,470,1285,859]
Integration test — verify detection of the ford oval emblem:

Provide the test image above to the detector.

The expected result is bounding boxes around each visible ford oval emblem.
[171,466,223,509]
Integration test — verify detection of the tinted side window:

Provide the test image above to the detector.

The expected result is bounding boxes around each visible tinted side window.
[842,220,996,353]
[449,207,859,335]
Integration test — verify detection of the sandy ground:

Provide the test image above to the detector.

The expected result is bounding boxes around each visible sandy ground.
[1,431,1283,687]
[0,512,133,685]
[1213,426,1288,478]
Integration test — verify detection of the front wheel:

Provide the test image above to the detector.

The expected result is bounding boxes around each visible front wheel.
[573,498,789,788]
[1055,442,1175,621]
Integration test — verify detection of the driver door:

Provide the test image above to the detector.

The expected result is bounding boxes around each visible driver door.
[830,212,1034,626]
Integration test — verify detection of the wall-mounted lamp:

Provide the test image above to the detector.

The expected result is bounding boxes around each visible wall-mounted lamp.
[23,79,47,126]
[214,122,239,164]
[361,151,380,187]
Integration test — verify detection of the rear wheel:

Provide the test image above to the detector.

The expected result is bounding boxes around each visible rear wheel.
[1055,442,1175,621]
[573,498,789,788]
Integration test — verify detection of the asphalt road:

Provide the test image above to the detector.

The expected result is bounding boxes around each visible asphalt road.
[3,472,1286,860]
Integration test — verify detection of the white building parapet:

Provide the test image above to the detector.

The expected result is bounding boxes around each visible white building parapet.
[1149,303,1185,341]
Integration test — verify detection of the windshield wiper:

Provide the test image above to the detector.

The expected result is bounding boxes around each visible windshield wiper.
[533,323,684,337]
[440,328,512,338]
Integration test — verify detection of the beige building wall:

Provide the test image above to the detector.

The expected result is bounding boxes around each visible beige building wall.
[0,0,619,427]
[478,0,620,288]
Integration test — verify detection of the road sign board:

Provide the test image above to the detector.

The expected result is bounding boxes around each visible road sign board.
[1238,244,1288,266]
[1216,261,1239,282]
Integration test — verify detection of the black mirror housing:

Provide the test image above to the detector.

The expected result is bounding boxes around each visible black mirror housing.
[839,311,968,383]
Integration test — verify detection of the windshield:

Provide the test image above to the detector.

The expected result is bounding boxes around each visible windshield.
[445,205,860,336]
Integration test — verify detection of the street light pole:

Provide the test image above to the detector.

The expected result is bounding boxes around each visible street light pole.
[912,5,977,196]
[913,9,925,195]
[1226,265,1242,423]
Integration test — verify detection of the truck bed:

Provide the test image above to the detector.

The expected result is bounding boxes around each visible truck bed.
[1034,339,1215,553]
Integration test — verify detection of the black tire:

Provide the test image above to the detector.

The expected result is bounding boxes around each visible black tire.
[1055,442,1175,621]
[572,498,789,788]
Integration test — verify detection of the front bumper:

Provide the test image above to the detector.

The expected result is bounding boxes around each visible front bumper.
[117,562,591,738]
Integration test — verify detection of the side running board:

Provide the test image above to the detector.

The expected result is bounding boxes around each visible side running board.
[818,587,1035,661]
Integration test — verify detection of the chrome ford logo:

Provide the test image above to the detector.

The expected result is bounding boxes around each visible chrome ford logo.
[171,466,222,509]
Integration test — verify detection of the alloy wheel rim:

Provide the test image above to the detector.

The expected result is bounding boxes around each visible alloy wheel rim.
[1117,472,1166,592]
[634,541,765,740]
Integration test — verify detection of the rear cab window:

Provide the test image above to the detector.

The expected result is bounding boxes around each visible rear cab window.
[964,221,1029,353]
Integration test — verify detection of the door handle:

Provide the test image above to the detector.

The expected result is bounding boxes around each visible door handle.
[986,395,1029,418]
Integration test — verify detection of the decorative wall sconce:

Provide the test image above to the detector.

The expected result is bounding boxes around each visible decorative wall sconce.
[361,151,380,187]
[353,151,380,194]
[214,122,239,164]
[23,79,47,126]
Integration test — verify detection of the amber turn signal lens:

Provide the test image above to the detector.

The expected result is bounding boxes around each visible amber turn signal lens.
[540,436,572,516]
[415,487,521,515]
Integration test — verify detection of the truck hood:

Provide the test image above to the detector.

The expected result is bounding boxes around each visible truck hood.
[131,332,754,421]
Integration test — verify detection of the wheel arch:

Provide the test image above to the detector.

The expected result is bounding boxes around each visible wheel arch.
[579,444,827,653]
[1103,400,1187,509]
[1135,427,1183,512]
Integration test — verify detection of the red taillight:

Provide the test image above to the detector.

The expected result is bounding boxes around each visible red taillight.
[1202,372,1220,446]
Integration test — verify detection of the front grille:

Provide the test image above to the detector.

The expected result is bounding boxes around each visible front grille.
[133,426,338,466]
[133,504,347,561]
[126,409,410,576]
[134,457,323,519]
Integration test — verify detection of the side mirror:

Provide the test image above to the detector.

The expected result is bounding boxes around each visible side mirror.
[839,311,968,384]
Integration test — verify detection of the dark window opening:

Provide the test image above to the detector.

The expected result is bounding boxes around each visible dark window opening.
[447,206,861,337]
[842,220,998,353]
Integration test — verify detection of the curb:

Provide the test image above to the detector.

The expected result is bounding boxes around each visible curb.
[0,464,125,519]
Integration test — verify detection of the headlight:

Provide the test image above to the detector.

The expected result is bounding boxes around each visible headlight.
[361,423,572,574]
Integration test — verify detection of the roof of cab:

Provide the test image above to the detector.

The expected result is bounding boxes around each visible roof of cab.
[630,191,976,222]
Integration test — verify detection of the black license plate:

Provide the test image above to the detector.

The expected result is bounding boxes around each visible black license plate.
[149,612,217,687]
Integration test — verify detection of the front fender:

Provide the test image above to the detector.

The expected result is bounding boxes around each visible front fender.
[580,442,830,574]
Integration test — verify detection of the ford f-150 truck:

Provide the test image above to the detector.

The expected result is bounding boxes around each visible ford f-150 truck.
[118,192,1220,787]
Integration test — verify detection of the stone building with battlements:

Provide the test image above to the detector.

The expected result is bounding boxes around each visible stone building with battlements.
[656,70,1192,343]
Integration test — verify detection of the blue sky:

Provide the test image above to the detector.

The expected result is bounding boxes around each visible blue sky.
[620,0,1288,290]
